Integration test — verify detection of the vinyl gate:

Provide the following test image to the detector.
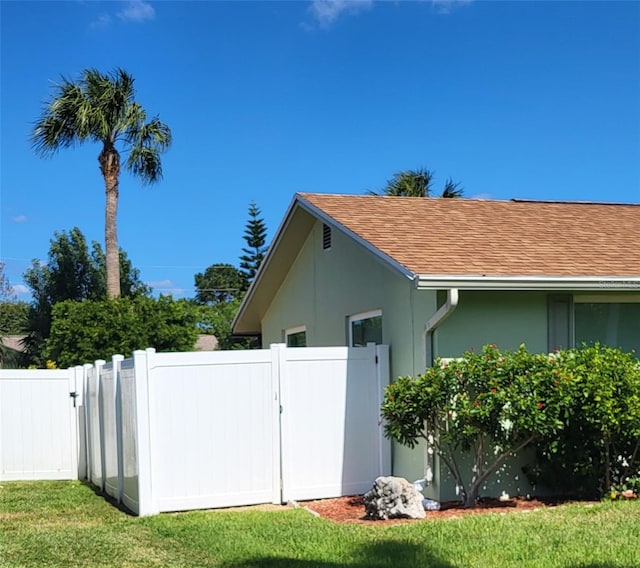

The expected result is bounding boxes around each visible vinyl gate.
[1,344,391,516]
[0,369,80,481]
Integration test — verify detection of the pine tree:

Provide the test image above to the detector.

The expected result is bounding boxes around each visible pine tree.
[239,202,267,286]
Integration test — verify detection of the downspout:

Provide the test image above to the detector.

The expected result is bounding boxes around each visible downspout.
[420,288,459,492]
[423,288,459,369]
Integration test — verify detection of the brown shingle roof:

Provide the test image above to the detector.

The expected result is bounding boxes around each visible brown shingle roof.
[299,194,640,278]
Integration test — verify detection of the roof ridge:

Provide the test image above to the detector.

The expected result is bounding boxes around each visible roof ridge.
[297,192,640,206]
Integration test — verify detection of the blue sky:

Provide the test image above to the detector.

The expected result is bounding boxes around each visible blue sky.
[1,0,639,300]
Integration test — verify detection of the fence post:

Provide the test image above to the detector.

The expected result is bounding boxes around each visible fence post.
[112,354,125,504]
[95,359,106,492]
[83,363,93,482]
[375,345,392,476]
[133,348,156,516]
[73,365,86,480]
[270,343,286,504]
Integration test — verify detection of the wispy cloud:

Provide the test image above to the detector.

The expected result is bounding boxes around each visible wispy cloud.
[90,13,112,28]
[147,279,186,296]
[431,0,474,15]
[11,215,27,223]
[309,0,374,27]
[11,284,30,297]
[470,192,493,200]
[117,0,155,23]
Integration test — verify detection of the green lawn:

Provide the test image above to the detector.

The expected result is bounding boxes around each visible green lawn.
[1,481,639,567]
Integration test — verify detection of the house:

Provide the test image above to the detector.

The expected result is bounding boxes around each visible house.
[234,193,640,500]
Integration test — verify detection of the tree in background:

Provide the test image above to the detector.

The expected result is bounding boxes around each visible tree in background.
[239,202,268,286]
[32,68,172,298]
[194,264,247,305]
[23,227,149,367]
[370,167,464,198]
[0,263,28,368]
[0,262,16,302]
[194,298,244,350]
[46,296,199,368]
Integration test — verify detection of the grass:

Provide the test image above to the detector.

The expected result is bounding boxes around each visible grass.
[1,481,639,567]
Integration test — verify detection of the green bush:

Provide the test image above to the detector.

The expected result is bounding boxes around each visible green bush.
[46,296,199,367]
[382,344,572,508]
[382,343,640,506]
[532,344,640,498]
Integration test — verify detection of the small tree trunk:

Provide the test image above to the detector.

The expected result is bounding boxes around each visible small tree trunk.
[99,146,121,298]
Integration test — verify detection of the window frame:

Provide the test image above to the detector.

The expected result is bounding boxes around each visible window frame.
[549,294,640,352]
[285,325,307,348]
[348,309,382,347]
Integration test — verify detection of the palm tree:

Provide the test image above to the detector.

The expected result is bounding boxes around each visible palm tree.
[32,68,172,298]
[370,168,464,198]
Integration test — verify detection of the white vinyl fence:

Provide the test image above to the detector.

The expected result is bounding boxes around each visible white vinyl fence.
[1,344,391,516]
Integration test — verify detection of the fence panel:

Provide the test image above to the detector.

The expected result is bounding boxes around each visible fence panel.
[280,344,390,502]
[86,363,103,489]
[119,358,139,513]
[0,369,78,481]
[145,350,279,513]
[99,361,119,500]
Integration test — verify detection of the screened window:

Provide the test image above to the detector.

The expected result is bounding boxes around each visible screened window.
[285,326,307,348]
[349,310,382,347]
[574,302,640,353]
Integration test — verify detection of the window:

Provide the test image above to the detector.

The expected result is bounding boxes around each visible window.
[574,299,640,353]
[349,310,382,347]
[549,295,640,354]
[285,326,307,347]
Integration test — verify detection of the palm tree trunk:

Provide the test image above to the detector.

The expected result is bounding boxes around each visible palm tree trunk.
[99,146,121,298]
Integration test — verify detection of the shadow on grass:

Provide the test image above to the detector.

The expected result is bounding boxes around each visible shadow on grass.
[223,540,453,568]
[81,480,137,516]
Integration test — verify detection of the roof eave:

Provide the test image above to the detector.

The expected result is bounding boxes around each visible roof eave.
[415,275,640,291]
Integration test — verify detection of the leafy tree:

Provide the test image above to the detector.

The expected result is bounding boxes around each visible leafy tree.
[23,227,149,367]
[32,68,172,298]
[0,261,16,302]
[0,264,26,368]
[381,344,571,508]
[0,301,29,336]
[194,299,257,350]
[46,296,199,367]
[194,263,247,305]
[239,202,267,285]
[370,168,464,198]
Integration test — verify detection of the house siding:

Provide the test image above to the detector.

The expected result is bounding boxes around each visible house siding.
[262,221,438,375]
[435,290,550,358]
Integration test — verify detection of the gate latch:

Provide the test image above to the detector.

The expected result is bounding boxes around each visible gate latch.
[69,391,79,407]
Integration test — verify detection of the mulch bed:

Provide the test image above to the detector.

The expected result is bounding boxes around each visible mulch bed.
[299,495,586,524]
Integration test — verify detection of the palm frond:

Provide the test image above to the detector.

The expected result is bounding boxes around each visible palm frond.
[441,178,464,198]
[383,168,435,197]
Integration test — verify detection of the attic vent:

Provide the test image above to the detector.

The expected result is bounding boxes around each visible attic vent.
[322,223,332,250]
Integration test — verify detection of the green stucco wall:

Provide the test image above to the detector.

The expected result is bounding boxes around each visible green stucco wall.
[434,290,550,359]
[261,221,438,380]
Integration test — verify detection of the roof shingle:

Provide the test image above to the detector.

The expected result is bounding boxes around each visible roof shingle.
[299,194,640,278]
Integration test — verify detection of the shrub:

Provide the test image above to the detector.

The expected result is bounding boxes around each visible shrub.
[46,296,199,367]
[381,344,572,508]
[533,344,640,498]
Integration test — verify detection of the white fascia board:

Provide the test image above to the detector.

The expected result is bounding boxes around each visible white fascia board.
[414,275,640,291]
[296,197,416,281]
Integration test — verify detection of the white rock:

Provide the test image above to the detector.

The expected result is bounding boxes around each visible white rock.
[363,476,426,520]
